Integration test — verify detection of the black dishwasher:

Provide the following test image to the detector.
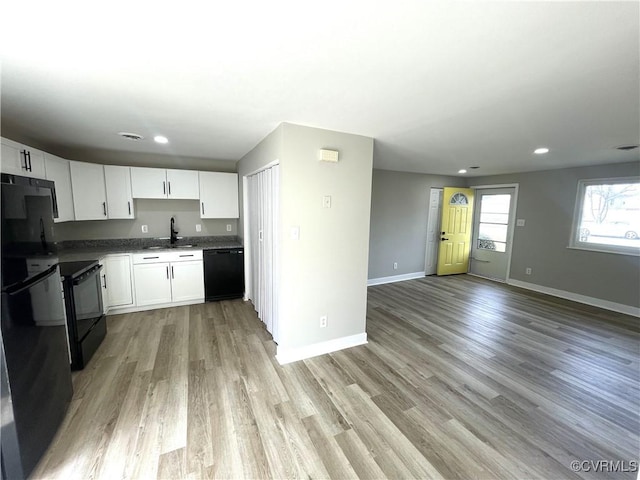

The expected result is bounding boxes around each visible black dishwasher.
[204,248,244,301]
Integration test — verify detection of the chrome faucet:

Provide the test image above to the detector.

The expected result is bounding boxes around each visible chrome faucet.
[170,217,179,244]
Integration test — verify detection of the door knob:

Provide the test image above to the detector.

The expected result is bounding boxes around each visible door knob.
[441,237,449,241]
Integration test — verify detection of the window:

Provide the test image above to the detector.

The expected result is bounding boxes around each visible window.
[477,194,511,252]
[570,177,640,255]
[450,192,468,205]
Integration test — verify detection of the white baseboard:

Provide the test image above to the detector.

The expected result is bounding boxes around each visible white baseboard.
[507,279,639,318]
[106,298,204,315]
[368,271,425,286]
[276,332,368,365]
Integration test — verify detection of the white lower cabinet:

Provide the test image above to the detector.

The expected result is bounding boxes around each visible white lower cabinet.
[170,261,205,302]
[132,251,203,307]
[133,263,173,306]
[104,254,134,308]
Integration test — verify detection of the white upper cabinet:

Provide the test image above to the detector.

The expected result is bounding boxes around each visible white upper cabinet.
[166,169,199,199]
[199,171,239,218]
[1,137,46,179]
[44,153,75,223]
[70,161,108,221]
[130,167,199,200]
[104,165,134,219]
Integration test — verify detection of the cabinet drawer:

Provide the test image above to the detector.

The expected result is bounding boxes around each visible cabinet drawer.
[132,249,203,264]
[165,250,203,262]
[132,252,172,264]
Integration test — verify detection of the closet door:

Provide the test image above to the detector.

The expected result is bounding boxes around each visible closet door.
[246,165,279,342]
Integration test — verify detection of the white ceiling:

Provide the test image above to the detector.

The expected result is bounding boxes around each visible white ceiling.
[1,1,638,176]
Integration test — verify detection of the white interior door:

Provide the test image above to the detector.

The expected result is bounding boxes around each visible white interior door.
[470,187,517,281]
[424,188,443,275]
[246,164,280,343]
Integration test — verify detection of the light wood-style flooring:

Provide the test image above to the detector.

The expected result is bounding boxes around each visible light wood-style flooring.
[32,275,639,479]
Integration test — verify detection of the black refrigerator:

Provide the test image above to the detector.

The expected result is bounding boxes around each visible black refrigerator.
[0,174,73,479]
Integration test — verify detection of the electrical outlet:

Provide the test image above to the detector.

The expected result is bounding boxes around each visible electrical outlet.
[141,225,148,233]
[320,315,328,328]
[196,224,202,232]
[393,262,398,270]
[226,224,232,232]
[525,267,532,275]
[323,195,332,208]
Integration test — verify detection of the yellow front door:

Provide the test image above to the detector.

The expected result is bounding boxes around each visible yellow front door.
[437,187,474,275]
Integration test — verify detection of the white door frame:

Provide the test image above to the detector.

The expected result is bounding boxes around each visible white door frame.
[468,183,519,282]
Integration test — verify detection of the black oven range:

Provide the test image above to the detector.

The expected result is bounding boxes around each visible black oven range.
[59,259,107,370]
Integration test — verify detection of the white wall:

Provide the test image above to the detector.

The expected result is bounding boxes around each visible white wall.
[279,123,374,351]
[237,123,374,361]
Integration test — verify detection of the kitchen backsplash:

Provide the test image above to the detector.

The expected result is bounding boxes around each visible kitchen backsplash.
[53,199,238,241]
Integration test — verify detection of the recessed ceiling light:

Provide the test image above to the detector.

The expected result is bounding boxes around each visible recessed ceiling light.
[534,147,549,154]
[458,169,467,174]
[154,135,169,144]
[118,132,143,141]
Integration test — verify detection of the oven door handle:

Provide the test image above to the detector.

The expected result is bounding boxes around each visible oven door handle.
[72,265,103,286]
[5,265,58,296]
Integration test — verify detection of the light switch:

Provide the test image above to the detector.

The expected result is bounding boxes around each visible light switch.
[226,224,232,232]
[323,195,332,208]
[291,226,300,241]
[141,225,148,233]
[196,224,202,232]
[516,219,525,227]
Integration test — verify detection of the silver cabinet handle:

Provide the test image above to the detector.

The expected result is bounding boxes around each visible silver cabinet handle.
[163,181,166,195]
[103,202,107,216]
[166,266,169,279]
[128,201,131,215]
[201,202,205,215]
[168,181,171,195]
[144,256,160,259]
[171,265,174,279]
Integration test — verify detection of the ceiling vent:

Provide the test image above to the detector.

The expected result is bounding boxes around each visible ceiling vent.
[118,132,144,141]
[616,145,639,151]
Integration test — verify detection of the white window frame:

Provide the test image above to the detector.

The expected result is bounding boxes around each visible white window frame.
[569,176,640,256]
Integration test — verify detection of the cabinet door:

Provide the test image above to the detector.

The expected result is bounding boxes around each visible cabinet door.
[167,169,199,199]
[133,263,172,306]
[104,165,134,219]
[199,171,239,218]
[130,167,167,199]
[170,261,204,302]
[70,161,108,220]
[44,154,75,222]
[24,148,46,179]
[1,139,24,175]
[104,255,134,307]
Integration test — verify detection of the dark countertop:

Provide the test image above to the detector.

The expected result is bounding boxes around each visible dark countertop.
[55,237,243,263]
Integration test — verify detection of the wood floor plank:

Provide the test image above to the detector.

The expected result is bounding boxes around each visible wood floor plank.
[32,276,639,480]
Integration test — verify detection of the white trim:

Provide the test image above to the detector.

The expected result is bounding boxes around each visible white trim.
[569,176,640,257]
[276,333,368,365]
[368,271,425,286]
[507,279,639,317]
[106,298,203,315]
[470,183,519,283]
[469,183,520,189]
